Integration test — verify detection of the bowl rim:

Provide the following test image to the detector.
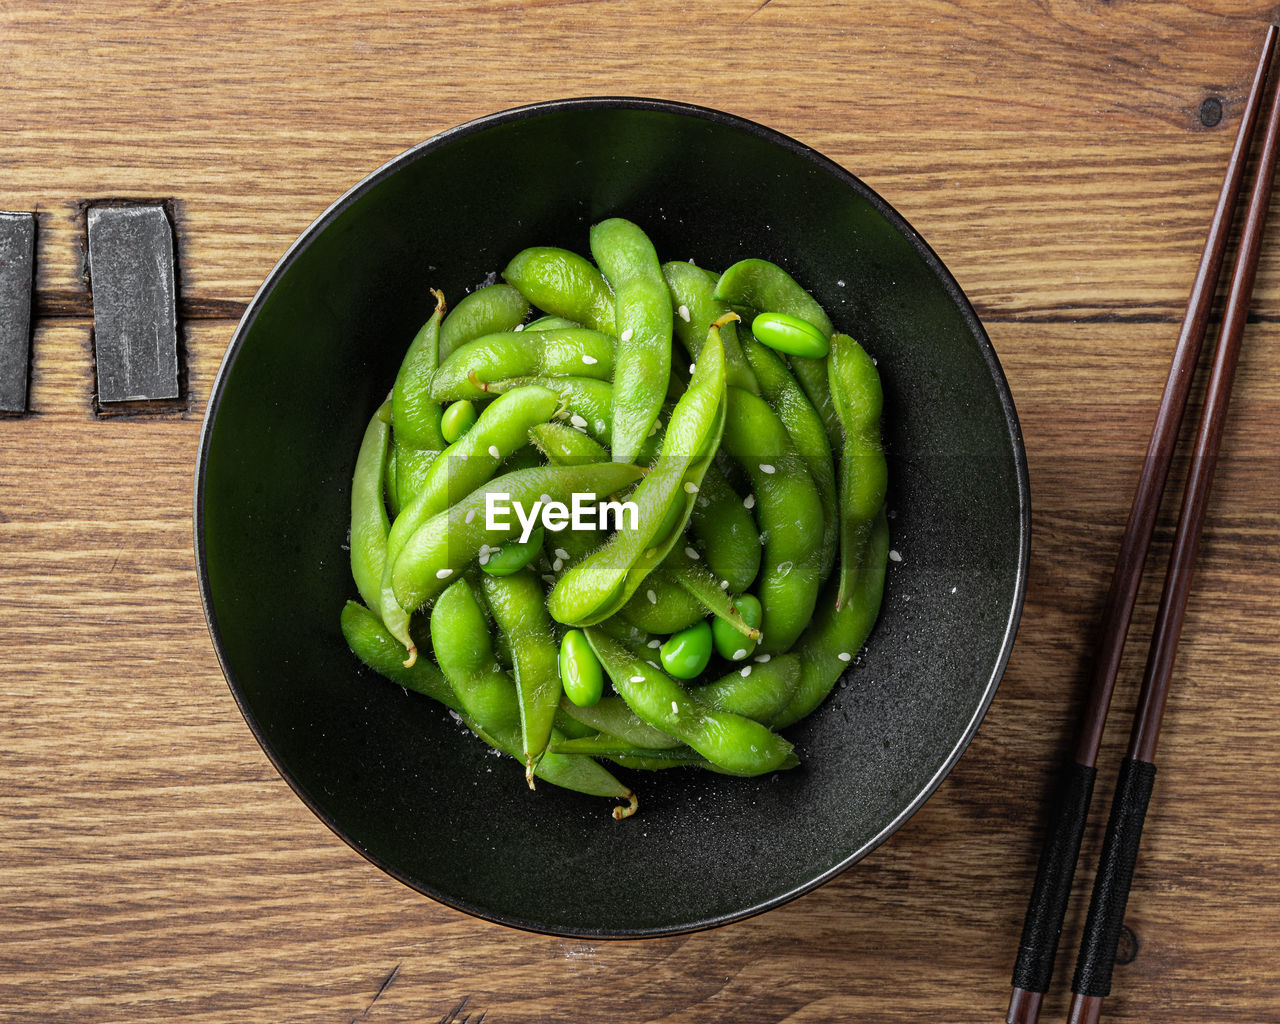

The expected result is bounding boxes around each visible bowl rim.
[193,95,1032,938]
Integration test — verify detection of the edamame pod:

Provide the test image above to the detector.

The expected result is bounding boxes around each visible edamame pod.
[503,246,616,335]
[430,580,636,815]
[696,651,801,725]
[590,219,673,464]
[429,328,615,401]
[392,290,449,452]
[438,283,530,362]
[584,629,796,776]
[722,386,824,653]
[828,333,888,610]
[391,462,643,613]
[774,510,889,728]
[741,334,838,583]
[714,259,840,447]
[661,260,758,393]
[378,385,561,662]
[341,600,458,712]
[481,569,563,777]
[547,332,725,627]
[350,400,392,612]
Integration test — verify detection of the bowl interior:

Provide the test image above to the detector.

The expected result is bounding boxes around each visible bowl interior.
[196,99,1029,938]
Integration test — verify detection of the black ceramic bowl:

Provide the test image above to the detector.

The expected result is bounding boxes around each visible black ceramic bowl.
[195,97,1029,938]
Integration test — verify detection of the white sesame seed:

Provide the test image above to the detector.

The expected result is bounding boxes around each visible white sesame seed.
[541,493,552,504]
[542,574,556,585]
[488,445,501,459]
[837,651,852,662]
[951,586,957,594]
[514,323,525,331]
[719,579,730,590]
[647,639,661,649]
[570,414,588,429]
[594,419,606,433]
[754,653,771,663]
[744,494,756,510]
[552,558,564,571]
[740,665,752,678]
[671,700,679,713]
[620,327,634,342]
[732,648,747,660]
[478,544,491,556]
[646,589,657,604]
[465,509,477,524]
[478,552,491,566]
[582,354,598,365]
[683,481,699,494]
[889,549,903,562]
[684,546,700,560]
[677,304,690,322]
[435,568,453,580]
[649,419,662,436]
[759,463,776,474]
[836,279,846,287]
[630,674,645,683]
[555,548,570,560]
[776,560,794,577]
[689,363,696,374]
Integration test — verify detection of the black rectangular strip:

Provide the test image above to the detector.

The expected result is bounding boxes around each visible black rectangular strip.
[0,211,36,413]
[87,205,179,403]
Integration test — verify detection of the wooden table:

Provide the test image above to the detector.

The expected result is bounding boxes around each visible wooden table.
[4,3,1278,1021]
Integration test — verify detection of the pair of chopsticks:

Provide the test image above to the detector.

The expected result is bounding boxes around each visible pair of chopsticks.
[1005,22,1280,1024]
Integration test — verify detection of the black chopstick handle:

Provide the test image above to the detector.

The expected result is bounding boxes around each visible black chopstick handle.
[1070,757,1158,1000]
[1009,762,1098,1004]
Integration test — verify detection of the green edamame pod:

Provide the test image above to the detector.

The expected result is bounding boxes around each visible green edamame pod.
[391,462,643,613]
[383,435,401,519]
[481,569,563,776]
[350,400,392,612]
[659,549,759,641]
[547,332,725,627]
[695,650,801,724]
[714,259,840,447]
[378,385,561,662]
[529,420,609,465]
[584,629,796,776]
[503,246,616,335]
[524,315,581,332]
[558,693,682,750]
[774,509,889,728]
[392,289,449,453]
[481,527,545,576]
[829,333,888,610]
[429,328,615,401]
[722,386,824,653]
[741,333,838,583]
[661,260,758,394]
[430,579,637,815]
[341,601,459,712]
[617,575,706,634]
[438,283,530,362]
[590,219,673,464]
[686,465,761,593]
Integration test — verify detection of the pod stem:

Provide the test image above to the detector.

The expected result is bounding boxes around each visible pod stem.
[611,790,639,820]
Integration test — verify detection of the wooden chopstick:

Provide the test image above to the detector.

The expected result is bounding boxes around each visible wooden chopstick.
[1005,23,1280,1024]
[1064,24,1280,1024]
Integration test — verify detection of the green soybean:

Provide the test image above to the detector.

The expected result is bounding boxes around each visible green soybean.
[711,594,762,661]
[503,246,616,335]
[560,628,605,708]
[659,620,713,679]
[440,399,478,443]
[751,311,830,358]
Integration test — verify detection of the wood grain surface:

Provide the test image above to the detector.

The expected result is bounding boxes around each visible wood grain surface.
[3,2,1279,1021]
